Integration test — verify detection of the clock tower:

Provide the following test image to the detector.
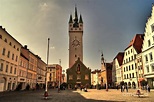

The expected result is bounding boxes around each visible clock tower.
[69,7,83,68]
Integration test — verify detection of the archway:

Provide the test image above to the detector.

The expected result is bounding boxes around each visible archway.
[0,77,6,92]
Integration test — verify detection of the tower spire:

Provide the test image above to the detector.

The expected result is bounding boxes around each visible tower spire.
[73,6,79,27]
[79,14,83,23]
[69,14,73,23]
[74,6,78,21]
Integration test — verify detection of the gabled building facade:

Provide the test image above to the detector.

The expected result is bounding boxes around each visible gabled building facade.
[112,52,124,86]
[142,4,154,89]
[122,34,144,88]
[67,58,91,89]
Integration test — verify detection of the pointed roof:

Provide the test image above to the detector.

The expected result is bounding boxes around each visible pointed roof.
[114,52,124,66]
[79,14,83,23]
[74,6,78,22]
[69,14,73,23]
[125,34,144,53]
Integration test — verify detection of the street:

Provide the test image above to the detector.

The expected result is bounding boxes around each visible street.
[0,89,153,102]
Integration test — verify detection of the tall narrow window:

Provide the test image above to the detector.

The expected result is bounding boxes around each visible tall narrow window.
[148,40,151,47]
[145,55,148,62]
[0,63,3,71]
[7,51,10,58]
[146,66,149,73]
[14,67,16,74]
[132,73,134,78]
[16,56,18,62]
[149,53,153,61]
[6,65,8,72]
[132,64,134,70]
[151,64,154,72]
[10,66,12,73]
[77,64,80,71]
[12,54,14,60]
[2,48,5,55]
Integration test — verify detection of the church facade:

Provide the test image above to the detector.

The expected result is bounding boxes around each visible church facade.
[66,7,91,89]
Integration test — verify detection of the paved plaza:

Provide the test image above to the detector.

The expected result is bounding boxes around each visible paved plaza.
[0,89,153,102]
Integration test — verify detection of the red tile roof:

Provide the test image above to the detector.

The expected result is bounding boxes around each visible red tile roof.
[114,52,124,66]
[125,34,144,53]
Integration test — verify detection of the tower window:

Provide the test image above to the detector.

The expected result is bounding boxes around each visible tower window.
[77,64,80,71]
[4,38,7,43]
[75,55,77,57]
[9,42,12,46]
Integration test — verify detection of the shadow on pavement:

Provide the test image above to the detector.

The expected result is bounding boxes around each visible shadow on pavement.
[0,89,125,102]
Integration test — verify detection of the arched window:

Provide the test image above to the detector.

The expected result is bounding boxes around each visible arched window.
[77,64,80,71]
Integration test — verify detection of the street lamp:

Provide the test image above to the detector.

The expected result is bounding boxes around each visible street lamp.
[58,59,61,92]
[44,38,50,99]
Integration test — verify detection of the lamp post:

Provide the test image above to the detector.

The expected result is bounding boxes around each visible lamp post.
[58,59,61,92]
[44,38,50,99]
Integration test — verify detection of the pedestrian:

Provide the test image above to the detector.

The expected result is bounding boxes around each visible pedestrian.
[120,85,123,92]
[125,85,128,92]
[122,85,125,92]
[147,84,150,92]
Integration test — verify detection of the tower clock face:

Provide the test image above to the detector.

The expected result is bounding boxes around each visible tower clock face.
[72,39,80,47]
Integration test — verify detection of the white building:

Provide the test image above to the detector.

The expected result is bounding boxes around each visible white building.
[112,52,124,86]
[91,69,101,87]
[0,26,22,91]
[122,34,144,88]
[142,4,154,89]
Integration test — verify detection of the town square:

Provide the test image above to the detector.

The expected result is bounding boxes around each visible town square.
[0,89,153,102]
[1,0,154,102]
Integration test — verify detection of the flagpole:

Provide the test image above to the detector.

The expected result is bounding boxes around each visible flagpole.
[44,38,50,99]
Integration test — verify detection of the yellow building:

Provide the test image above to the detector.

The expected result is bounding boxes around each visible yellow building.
[0,26,22,91]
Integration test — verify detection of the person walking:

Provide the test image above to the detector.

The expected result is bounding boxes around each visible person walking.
[147,84,150,92]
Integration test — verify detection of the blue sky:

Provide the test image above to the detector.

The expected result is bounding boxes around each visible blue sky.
[0,0,154,71]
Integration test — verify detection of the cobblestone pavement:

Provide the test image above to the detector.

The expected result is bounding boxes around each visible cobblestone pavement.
[0,89,153,102]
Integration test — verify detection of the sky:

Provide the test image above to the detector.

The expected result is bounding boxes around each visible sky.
[0,0,154,71]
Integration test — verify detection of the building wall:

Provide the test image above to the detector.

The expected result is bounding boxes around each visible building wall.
[37,57,46,88]
[0,26,22,91]
[27,51,37,88]
[113,58,122,85]
[18,53,28,90]
[67,59,91,89]
[142,5,154,89]
[122,46,138,88]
